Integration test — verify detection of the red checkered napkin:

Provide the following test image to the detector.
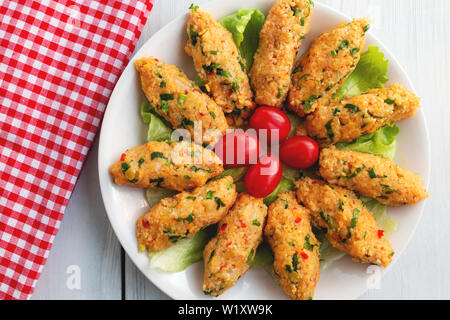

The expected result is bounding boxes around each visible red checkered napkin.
[0,0,154,299]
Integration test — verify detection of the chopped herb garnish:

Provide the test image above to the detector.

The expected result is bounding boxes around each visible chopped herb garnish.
[333,108,340,116]
[304,236,313,250]
[303,94,318,111]
[345,208,360,239]
[231,81,240,93]
[364,24,370,32]
[292,254,299,271]
[209,111,216,119]
[338,40,349,50]
[160,93,174,101]
[348,165,366,178]
[208,250,215,263]
[214,196,226,210]
[227,184,233,190]
[151,152,167,160]
[121,162,130,174]
[161,100,169,113]
[189,25,198,46]
[285,265,292,272]
[180,118,194,128]
[291,6,302,16]
[150,177,164,187]
[368,168,377,178]
[331,50,338,56]
[385,98,396,105]
[344,103,360,112]
[209,50,218,55]
[184,175,191,179]
[186,196,196,200]
[300,17,305,26]
[189,3,199,12]
[186,214,195,223]
[216,68,230,78]
[252,219,261,227]
[190,165,212,173]
[277,89,283,99]
[138,158,145,168]
[159,80,166,88]
[325,119,334,141]
[351,48,360,56]
[206,190,215,199]
[338,199,344,211]
[178,93,187,105]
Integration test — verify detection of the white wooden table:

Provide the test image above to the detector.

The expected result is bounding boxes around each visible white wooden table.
[32,0,450,300]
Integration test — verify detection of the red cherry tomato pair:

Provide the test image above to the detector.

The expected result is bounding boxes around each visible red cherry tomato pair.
[215,106,319,198]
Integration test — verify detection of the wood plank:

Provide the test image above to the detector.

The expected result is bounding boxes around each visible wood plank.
[32,139,122,299]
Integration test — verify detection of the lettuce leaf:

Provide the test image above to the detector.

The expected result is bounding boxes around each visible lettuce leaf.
[220,9,265,70]
[334,46,389,99]
[148,227,216,272]
[141,100,173,142]
[336,124,399,160]
[147,114,173,142]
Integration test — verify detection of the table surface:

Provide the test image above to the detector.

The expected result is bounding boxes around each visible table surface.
[32,0,450,300]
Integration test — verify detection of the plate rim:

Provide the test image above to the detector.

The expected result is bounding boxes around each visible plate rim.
[98,0,431,300]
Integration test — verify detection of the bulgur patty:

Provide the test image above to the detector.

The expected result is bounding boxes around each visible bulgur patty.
[265,191,320,300]
[318,146,429,206]
[136,176,237,252]
[296,177,394,267]
[109,141,223,191]
[288,18,369,117]
[135,57,228,146]
[249,0,313,107]
[185,9,254,126]
[203,193,267,297]
[304,84,421,145]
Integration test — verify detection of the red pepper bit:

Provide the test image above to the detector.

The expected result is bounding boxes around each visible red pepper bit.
[154,58,159,62]
[193,89,201,94]
[300,251,309,259]
[184,89,189,94]
[240,221,247,228]
[208,72,215,76]
[120,153,126,161]
[199,112,205,116]
[295,217,302,224]
[228,88,233,97]
[220,223,227,231]
[226,242,232,247]
[219,264,226,271]
[142,219,150,228]
[378,230,384,238]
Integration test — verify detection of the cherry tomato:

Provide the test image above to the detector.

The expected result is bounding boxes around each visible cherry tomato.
[244,154,282,198]
[280,136,319,169]
[214,131,260,167]
[249,106,291,143]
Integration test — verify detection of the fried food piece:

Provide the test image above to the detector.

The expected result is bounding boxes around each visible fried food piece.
[318,146,429,206]
[264,192,320,300]
[296,177,394,267]
[135,57,228,146]
[304,84,421,145]
[249,0,313,107]
[136,176,236,252]
[288,18,369,117]
[202,193,267,296]
[185,9,255,125]
[109,141,223,191]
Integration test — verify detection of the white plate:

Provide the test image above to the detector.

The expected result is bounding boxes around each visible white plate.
[98,0,430,300]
